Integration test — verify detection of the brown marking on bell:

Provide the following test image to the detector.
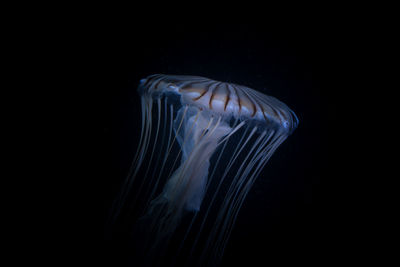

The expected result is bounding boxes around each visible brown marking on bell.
[153,79,164,90]
[278,109,288,121]
[224,94,230,111]
[224,83,231,111]
[231,86,242,113]
[192,90,208,101]
[181,85,207,94]
[257,102,269,123]
[143,75,156,87]
[209,91,215,109]
[251,104,257,117]
[262,112,269,123]
[211,92,228,110]
[209,83,229,111]
[238,95,256,117]
[270,107,281,120]
[237,99,243,114]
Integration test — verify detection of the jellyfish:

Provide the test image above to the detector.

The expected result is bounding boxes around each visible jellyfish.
[108,74,298,266]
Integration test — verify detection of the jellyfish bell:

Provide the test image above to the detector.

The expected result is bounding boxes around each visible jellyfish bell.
[110,74,298,266]
[139,74,297,132]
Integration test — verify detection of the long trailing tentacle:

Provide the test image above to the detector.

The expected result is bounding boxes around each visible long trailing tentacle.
[145,103,175,210]
[174,119,240,264]
[130,97,163,211]
[213,132,282,258]
[107,96,152,226]
[188,124,255,259]
[141,97,169,210]
[199,128,269,264]
[216,134,288,260]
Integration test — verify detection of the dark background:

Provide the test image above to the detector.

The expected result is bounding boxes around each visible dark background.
[102,19,346,266]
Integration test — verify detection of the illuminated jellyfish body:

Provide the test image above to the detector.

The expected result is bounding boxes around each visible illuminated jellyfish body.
[111,74,298,266]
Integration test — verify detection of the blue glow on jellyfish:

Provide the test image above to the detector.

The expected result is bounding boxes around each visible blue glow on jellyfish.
[109,74,298,266]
